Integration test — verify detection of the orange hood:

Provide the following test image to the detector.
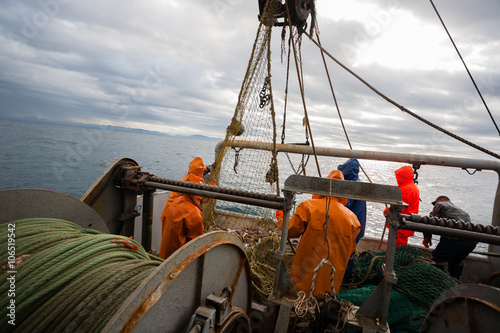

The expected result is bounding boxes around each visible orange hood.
[395,166,414,187]
[311,170,347,205]
[188,157,206,178]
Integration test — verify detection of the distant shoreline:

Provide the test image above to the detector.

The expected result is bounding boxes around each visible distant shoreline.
[0,117,221,141]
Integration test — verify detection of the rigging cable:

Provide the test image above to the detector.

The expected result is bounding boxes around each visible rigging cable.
[429,0,499,136]
[314,30,374,184]
[304,31,500,160]
[285,1,322,177]
[281,35,309,176]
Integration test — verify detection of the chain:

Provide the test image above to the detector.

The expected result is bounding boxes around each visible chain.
[259,76,271,108]
[88,164,124,207]
[412,164,421,185]
[232,147,242,174]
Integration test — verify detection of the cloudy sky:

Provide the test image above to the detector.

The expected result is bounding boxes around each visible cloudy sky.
[1,0,499,159]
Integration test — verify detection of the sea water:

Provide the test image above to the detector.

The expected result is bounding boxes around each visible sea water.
[1,119,496,252]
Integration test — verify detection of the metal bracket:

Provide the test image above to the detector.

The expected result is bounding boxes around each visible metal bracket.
[185,306,216,333]
[121,170,152,193]
[284,175,404,205]
[206,288,233,327]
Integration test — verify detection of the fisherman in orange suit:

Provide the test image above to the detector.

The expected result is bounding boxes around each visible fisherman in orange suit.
[159,157,206,259]
[276,170,361,296]
[384,165,420,247]
[160,157,206,231]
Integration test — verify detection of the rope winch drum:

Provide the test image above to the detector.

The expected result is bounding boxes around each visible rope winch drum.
[258,0,314,27]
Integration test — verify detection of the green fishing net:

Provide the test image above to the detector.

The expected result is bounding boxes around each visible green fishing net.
[349,245,458,308]
[336,245,459,332]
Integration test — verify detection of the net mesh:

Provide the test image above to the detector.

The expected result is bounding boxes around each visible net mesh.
[338,285,427,333]
[331,246,460,332]
[349,245,458,308]
[245,235,294,303]
[203,1,282,229]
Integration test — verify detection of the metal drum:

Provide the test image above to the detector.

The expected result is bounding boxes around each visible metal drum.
[103,231,252,332]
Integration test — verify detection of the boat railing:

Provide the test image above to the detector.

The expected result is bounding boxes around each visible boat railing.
[215,140,500,258]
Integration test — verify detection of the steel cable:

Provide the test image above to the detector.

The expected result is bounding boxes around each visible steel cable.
[304,31,500,160]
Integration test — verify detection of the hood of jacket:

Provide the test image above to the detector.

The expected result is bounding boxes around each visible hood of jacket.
[188,157,206,177]
[395,165,414,187]
[337,158,360,181]
[311,170,347,205]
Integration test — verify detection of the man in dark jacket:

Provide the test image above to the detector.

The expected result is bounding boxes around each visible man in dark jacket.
[338,158,367,282]
[423,195,477,280]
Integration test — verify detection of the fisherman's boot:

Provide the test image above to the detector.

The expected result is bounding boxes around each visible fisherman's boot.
[448,262,464,280]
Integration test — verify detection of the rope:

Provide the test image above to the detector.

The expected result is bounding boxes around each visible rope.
[0,218,162,333]
[429,0,499,135]
[304,31,500,160]
[309,258,336,297]
[342,255,385,287]
[290,290,319,318]
[284,3,322,177]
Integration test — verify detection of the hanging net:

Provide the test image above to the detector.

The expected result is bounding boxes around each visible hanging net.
[203,1,282,229]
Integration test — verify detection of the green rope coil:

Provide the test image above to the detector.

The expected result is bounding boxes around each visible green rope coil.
[0,218,163,332]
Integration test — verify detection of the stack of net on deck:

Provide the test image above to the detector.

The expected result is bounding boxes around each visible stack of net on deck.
[240,234,294,304]
[202,0,282,230]
[334,245,459,333]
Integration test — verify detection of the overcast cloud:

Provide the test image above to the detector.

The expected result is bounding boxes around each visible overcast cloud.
[0,0,499,159]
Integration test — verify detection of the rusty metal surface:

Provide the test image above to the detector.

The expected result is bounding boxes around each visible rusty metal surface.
[0,189,109,232]
[284,174,404,205]
[140,175,285,210]
[81,157,139,234]
[102,231,252,333]
[215,307,250,333]
[422,284,500,332]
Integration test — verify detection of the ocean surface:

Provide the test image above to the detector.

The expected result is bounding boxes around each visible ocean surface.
[1,119,497,252]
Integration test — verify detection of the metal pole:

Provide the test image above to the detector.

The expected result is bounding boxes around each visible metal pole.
[399,220,500,246]
[141,189,154,253]
[215,140,500,227]
[380,208,400,331]
[141,181,284,210]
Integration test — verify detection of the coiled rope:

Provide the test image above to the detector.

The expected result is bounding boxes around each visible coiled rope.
[0,218,162,332]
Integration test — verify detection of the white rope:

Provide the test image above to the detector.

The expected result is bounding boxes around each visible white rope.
[290,290,319,317]
[309,258,336,297]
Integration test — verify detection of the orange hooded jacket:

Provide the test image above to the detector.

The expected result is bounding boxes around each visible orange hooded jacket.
[394,165,420,246]
[278,170,361,296]
[158,192,204,259]
[160,157,206,233]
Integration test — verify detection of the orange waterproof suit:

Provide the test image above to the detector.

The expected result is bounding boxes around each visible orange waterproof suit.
[278,170,360,296]
[158,193,204,259]
[394,165,420,246]
[160,157,206,233]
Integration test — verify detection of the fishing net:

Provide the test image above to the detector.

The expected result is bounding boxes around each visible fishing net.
[337,285,427,333]
[320,245,459,332]
[203,0,282,229]
[250,244,457,332]
[349,245,458,308]
[244,234,295,303]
